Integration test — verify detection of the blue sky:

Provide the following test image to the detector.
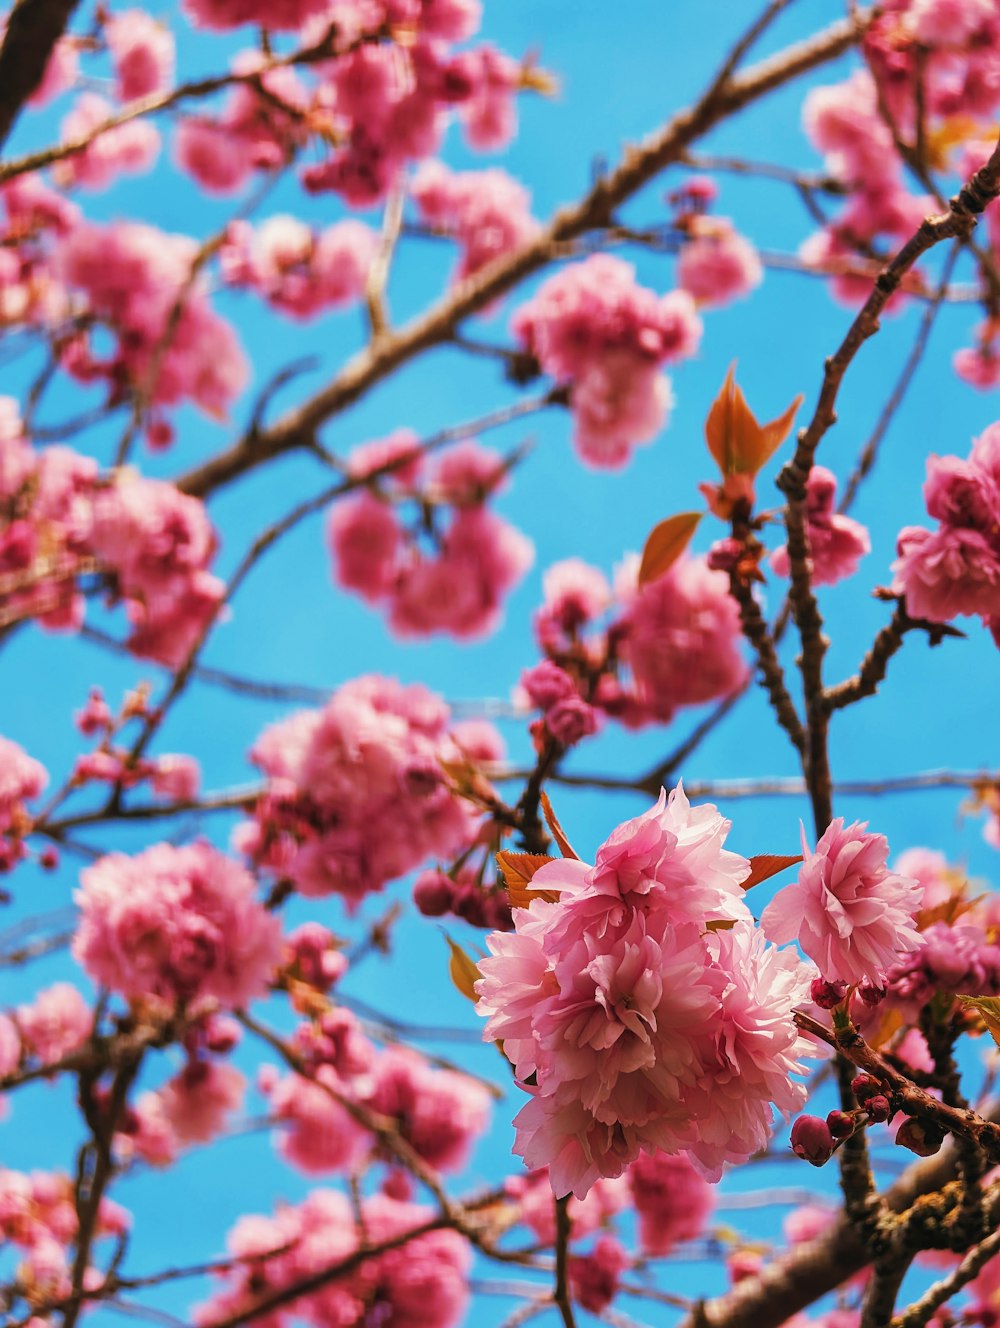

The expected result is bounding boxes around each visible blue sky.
[2,1,999,1324]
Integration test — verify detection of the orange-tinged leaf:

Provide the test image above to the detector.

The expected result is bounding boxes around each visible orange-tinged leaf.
[540,791,579,860]
[704,362,802,478]
[638,511,702,587]
[751,392,804,473]
[446,934,481,1003]
[495,850,560,908]
[742,854,802,890]
[959,995,1000,1048]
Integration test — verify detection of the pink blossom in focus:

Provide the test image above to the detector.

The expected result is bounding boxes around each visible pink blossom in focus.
[73,841,282,1007]
[761,819,923,985]
[892,524,1000,622]
[477,788,814,1197]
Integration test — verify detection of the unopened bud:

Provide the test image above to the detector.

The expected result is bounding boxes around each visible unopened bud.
[826,1110,856,1139]
[790,1114,835,1165]
[810,977,849,1009]
[865,1095,891,1124]
[896,1116,945,1157]
[857,978,887,1007]
[850,1073,881,1103]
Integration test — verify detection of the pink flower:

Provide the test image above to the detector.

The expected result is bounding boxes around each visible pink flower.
[411,161,538,283]
[0,735,47,834]
[159,1060,244,1144]
[628,1151,714,1255]
[770,467,870,587]
[678,217,763,306]
[17,984,91,1064]
[73,841,282,1007]
[620,554,748,722]
[106,11,175,101]
[150,755,201,803]
[477,788,814,1197]
[512,255,700,468]
[761,819,924,985]
[892,524,1000,622]
[55,93,159,190]
[364,1047,491,1172]
[569,1235,629,1313]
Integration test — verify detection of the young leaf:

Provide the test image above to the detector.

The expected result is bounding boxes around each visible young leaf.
[638,511,702,587]
[495,850,560,907]
[704,362,802,478]
[540,790,579,860]
[446,934,481,1004]
[742,854,803,890]
[959,995,1000,1049]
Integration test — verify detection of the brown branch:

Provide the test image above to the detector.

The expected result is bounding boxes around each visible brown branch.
[727,570,806,755]
[839,242,961,514]
[824,603,964,714]
[553,1194,577,1328]
[176,9,868,500]
[0,0,79,151]
[893,1220,1000,1328]
[679,1112,1000,1328]
[775,131,1000,835]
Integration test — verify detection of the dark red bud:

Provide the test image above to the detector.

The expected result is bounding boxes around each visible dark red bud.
[826,1110,856,1139]
[790,1114,835,1165]
[896,1117,945,1157]
[810,977,849,1009]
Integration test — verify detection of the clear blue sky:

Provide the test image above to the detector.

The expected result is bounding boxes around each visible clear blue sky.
[1,1,999,1323]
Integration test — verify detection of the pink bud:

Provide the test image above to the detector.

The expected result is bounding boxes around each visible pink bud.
[790,1115,835,1165]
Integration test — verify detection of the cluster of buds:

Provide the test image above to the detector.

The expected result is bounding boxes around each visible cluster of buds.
[791,1072,945,1167]
[413,865,514,932]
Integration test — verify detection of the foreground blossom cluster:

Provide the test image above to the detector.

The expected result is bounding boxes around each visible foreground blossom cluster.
[477,785,817,1197]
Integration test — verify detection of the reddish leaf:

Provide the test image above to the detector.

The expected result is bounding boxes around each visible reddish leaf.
[540,791,579,860]
[742,853,802,890]
[704,361,802,478]
[445,935,481,1003]
[638,511,702,587]
[495,850,559,908]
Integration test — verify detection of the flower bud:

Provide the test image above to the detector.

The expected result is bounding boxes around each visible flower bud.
[826,1110,856,1139]
[857,978,887,1007]
[865,1095,891,1124]
[896,1117,945,1157]
[413,869,455,918]
[810,977,849,1009]
[850,1073,881,1103]
[790,1115,835,1165]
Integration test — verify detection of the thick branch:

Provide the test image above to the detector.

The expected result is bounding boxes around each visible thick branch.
[0,0,79,152]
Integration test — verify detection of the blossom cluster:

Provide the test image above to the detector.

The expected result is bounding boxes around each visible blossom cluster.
[73,840,282,1008]
[0,1167,129,1303]
[476,785,816,1197]
[526,552,747,735]
[512,254,702,467]
[411,161,539,283]
[0,412,225,665]
[174,3,528,207]
[220,215,377,319]
[0,734,47,872]
[328,435,533,639]
[892,422,1000,633]
[239,674,491,904]
[263,1024,491,1176]
[197,1190,470,1328]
